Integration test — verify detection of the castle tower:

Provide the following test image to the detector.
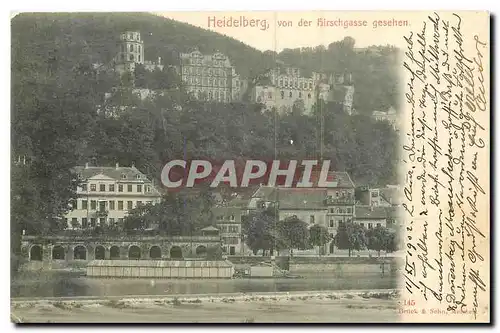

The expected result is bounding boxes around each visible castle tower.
[115,31,145,74]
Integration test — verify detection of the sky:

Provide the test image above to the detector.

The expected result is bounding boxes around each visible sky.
[158,11,412,52]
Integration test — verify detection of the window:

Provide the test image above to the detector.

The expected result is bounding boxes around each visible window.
[368,223,373,229]
[136,174,141,180]
[127,201,133,210]
[99,218,105,226]
[121,174,127,179]
[147,201,153,205]
[91,200,96,210]
[109,218,115,225]
[129,54,134,61]
[289,91,293,98]
[310,215,315,224]
[130,44,134,52]
[90,218,96,227]
[127,185,133,192]
[90,184,96,192]
[118,184,123,192]
[281,91,284,99]
[118,218,124,224]
[299,92,302,98]
[137,201,142,207]
[377,223,381,227]
[99,184,106,192]
[118,201,123,210]
[138,45,141,52]
[137,185,142,192]
[81,184,87,192]
[360,223,365,227]
[82,200,88,210]
[138,55,141,62]
[347,208,352,214]
[268,91,272,99]
[109,201,115,210]
[329,219,334,228]
[109,184,115,192]
[308,93,311,98]
[71,218,78,227]
[230,215,235,221]
[82,218,88,228]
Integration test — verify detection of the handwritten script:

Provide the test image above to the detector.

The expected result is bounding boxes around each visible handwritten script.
[401,12,489,321]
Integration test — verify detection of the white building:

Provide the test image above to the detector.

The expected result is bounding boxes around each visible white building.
[64,163,162,229]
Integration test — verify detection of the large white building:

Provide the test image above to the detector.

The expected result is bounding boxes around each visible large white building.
[64,164,162,229]
[179,50,244,102]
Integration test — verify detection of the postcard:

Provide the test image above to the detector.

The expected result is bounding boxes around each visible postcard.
[10,10,490,323]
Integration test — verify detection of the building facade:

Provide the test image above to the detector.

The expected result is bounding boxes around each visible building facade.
[353,206,388,229]
[212,206,245,255]
[179,50,243,102]
[251,67,355,115]
[64,164,162,229]
[113,31,163,75]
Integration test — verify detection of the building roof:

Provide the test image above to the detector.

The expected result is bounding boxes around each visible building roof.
[201,226,220,232]
[278,188,327,210]
[308,171,356,188]
[73,165,150,182]
[355,206,388,219]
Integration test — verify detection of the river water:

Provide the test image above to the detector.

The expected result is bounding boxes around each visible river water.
[11,271,397,298]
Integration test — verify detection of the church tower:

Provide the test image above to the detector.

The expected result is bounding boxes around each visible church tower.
[114,31,145,74]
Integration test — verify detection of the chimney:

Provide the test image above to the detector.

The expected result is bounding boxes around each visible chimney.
[131,162,136,169]
[115,162,119,169]
[85,162,89,169]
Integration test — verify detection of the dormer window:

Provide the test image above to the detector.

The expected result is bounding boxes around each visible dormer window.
[136,174,141,180]
[121,174,127,179]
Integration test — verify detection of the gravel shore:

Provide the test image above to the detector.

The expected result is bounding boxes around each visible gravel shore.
[11,289,400,323]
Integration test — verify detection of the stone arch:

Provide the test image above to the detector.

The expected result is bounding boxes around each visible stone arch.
[52,245,65,260]
[73,245,87,260]
[29,245,43,261]
[128,245,141,259]
[110,246,120,260]
[169,246,183,259]
[94,245,106,260]
[149,246,161,259]
[195,245,207,257]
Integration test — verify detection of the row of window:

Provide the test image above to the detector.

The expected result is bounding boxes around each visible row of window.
[222,237,239,245]
[121,44,142,53]
[277,79,314,90]
[188,58,227,67]
[67,217,123,228]
[185,76,228,87]
[183,66,229,77]
[216,215,236,221]
[218,225,239,233]
[120,54,141,62]
[81,183,151,193]
[191,89,230,102]
[280,90,312,100]
[329,207,353,214]
[75,199,153,211]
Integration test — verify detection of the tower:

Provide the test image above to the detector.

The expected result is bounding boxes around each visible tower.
[115,31,145,73]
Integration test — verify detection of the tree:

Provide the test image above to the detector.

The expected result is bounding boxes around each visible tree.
[242,208,281,256]
[366,225,391,257]
[278,216,311,256]
[334,221,367,257]
[309,224,332,256]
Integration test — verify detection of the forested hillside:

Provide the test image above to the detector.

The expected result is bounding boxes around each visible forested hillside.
[11,12,399,246]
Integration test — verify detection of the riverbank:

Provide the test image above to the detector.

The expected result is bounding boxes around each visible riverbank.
[12,289,400,323]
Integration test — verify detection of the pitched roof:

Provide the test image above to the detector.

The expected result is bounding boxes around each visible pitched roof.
[73,165,150,182]
[308,171,356,188]
[355,206,388,219]
[277,188,327,210]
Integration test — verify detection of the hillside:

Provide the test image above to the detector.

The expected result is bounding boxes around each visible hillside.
[11,12,399,114]
[11,12,276,79]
